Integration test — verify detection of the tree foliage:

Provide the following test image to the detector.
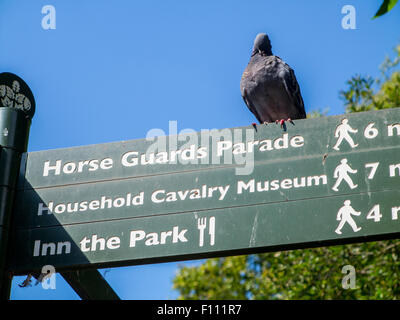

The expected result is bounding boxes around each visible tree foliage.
[374,0,399,19]
[172,45,400,300]
[174,241,400,300]
[340,44,400,113]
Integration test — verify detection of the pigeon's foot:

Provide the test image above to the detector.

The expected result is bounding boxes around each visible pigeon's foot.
[275,118,294,128]
[275,119,285,128]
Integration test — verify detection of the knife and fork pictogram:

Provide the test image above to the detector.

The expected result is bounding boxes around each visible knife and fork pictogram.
[197,216,215,247]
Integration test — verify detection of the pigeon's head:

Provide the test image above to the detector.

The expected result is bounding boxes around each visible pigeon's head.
[252,33,272,56]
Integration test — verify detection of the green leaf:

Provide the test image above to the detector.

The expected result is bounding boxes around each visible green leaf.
[373,0,399,19]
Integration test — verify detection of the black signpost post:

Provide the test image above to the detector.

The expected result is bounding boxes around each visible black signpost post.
[0,72,35,299]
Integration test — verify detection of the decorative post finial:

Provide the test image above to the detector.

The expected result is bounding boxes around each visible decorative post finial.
[0,72,35,120]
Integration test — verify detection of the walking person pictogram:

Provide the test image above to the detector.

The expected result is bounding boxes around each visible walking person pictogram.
[335,200,362,234]
[333,119,358,150]
[332,158,358,192]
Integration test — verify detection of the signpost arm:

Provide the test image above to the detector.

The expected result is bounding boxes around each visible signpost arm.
[0,73,35,299]
[61,269,120,300]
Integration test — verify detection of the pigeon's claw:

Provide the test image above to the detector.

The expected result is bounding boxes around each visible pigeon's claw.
[275,119,285,128]
[275,118,294,128]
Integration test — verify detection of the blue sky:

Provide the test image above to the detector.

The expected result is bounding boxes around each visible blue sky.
[1,0,399,299]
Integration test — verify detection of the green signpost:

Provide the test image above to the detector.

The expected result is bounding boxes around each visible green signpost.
[1,72,399,298]
[8,107,400,275]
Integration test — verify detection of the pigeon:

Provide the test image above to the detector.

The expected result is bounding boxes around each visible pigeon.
[240,33,306,129]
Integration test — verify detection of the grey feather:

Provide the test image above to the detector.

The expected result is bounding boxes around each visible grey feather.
[240,33,306,123]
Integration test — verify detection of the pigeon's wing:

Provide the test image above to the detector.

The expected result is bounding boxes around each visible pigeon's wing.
[240,71,263,123]
[280,61,306,119]
[242,92,263,123]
